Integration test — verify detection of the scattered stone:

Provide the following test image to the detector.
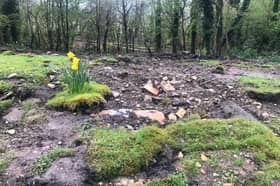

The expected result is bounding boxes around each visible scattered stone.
[160,81,175,92]
[177,152,184,159]
[49,75,56,81]
[6,129,16,135]
[144,95,152,102]
[261,112,270,120]
[200,169,206,175]
[104,66,113,72]
[176,108,186,119]
[144,80,159,96]
[133,110,165,125]
[168,113,177,122]
[4,108,23,123]
[99,109,132,118]
[8,73,17,79]
[47,83,56,89]
[191,76,198,81]
[223,183,233,186]
[195,162,202,168]
[201,154,208,161]
[112,91,120,98]
[162,76,169,81]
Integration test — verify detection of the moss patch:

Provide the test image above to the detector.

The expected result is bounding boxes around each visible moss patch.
[202,60,221,66]
[0,99,12,114]
[90,56,118,66]
[0,81,12,94]
[86,118,280,184]
[0,153,15,171]
[239,76,280,94]
[148,173,188,186]
[32,148,75,175]
[0,53,68,84]
[86,126,168,180]
[46,82,110,111]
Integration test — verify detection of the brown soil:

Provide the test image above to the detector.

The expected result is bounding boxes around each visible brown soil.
[0,55,279,186]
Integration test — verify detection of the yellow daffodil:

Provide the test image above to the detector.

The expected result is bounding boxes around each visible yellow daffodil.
[71,57,80,71]
[72,64,78,71]
[67,51,75,59]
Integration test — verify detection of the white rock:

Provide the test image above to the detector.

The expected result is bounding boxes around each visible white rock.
[47,83,56,89]
[6,129,16,135]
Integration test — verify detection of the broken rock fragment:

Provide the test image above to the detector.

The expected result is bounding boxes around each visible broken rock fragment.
[176,108,187,119]
[133,110,165,125]
[160,81,175,92]
[144,80,159,96]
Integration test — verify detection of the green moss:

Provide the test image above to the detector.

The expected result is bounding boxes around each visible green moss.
[86,118,280,184]
[233,158,244,166]
[148,173,188,186]
[32,148,75,175]
[46,82,110,111]
[202,60,221,66]
[0,53,68,84]
[268,118,280,135]
[0,153,15,171]
[86,126,168,180]
[239,76,280,94]
[90,56,118,66]
[0,81,12,94]
[0,99,12,114]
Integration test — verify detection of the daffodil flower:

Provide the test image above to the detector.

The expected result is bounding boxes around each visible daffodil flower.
[67,51,75,59]
[72,64,78,71]
[72,57,80,65]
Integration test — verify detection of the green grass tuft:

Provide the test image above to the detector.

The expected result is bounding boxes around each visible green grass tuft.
[239,76,280,94]
[46,82,110,111]
[0,81,12,94]
[202,60,221,66]
[148,173,188,186]
[0,153,15,171]
[32,148,75,175]
[86,126,168,180]
[0,53,68,84]
[90,56,118,66]
[0,99,12,114]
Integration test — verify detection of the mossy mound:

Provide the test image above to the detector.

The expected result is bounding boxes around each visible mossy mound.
[1,50,16,55]
[239,76,280,102]
[46,82,110,111]
[86,126,168,180]
[90,56,118,66]
[0,53,68,84]
[0,81,12,95]
[202,60,221,66]
[86,118,280,184]
[0,153,15,171]
[0,99,12,115]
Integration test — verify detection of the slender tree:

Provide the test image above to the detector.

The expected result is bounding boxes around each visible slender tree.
[155,0,162,52]
[215,0,223,56]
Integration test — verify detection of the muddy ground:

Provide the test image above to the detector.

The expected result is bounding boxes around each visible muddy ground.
[0,54,279,186]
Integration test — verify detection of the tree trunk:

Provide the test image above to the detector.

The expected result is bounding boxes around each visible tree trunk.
[155,0,162,52]
[215,0,223,57]
[171,0,180,54]
[201,0,214,56]
[273,0,280,13]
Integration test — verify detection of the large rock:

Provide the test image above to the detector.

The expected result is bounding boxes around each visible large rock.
[212,101,255,121]
[133,110,165,125]
[32,156,88,186]
[144,80,159,96]
[247,91,280,103]
[3,107,23,123]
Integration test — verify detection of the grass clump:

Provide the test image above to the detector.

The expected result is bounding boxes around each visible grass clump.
[148,173,188,186]
[0,53,68,84]
[202,60,220,66]
[0,99,12,114]
[46,82,110,111]
[32,148,75,175]
[239,76,280,94]
[0,81,12,94]
[86,126,168,180]
[90,56,118,66]
[0,153,15,171]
